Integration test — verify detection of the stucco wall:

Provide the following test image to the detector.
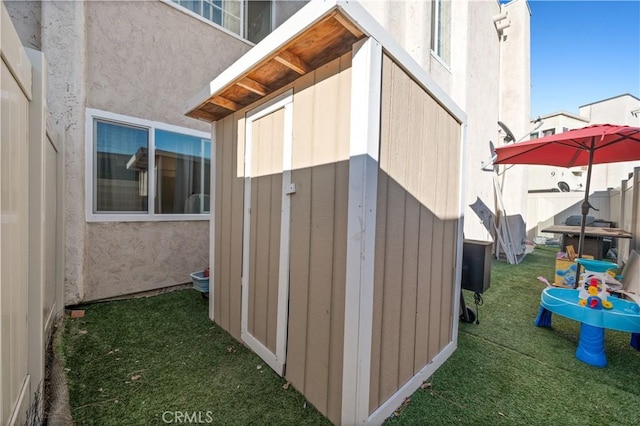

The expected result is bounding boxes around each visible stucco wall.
[40,0,88,304]
[78,1,254,301]
[85,0,251,130]
[498,0,531,219]
[274,0,307,28]
[4,0,41,49]
[457,0,502,241]
[85,221,209,301]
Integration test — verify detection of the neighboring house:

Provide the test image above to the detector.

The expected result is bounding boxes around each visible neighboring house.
[5,0,530,304]
[528,93,640,192]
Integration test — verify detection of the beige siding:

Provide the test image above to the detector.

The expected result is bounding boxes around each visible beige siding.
[369,55,461,413]
[285,53,351,425]
[247,109,285,352]
[213,113,244,340]
[213,53,351,423]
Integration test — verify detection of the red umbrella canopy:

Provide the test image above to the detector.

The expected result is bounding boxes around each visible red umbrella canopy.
[493,124,640,167]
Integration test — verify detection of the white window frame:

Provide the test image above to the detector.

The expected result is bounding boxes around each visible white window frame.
[163,0,276,45]
[431,0,451,65]
[85,108,212,223]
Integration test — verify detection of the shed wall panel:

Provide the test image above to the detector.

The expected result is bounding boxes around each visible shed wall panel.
[246,109,284,353]
[213,113,244,340]
[285,53,351,424]
[370,55,461,413]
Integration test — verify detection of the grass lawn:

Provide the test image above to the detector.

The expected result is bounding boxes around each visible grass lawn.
[59,246,640,425]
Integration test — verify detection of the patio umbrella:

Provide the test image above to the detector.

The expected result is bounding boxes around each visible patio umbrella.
[493,124,640,260]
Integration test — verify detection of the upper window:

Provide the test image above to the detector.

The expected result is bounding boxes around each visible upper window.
[542,128,556,137]
[530,132,539,140]
[171,0,273,44]
[87,109,211,221]
[431,0,451,64]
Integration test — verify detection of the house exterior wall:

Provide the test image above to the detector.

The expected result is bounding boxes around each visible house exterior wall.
[369,54,461,413]
[84,221,210,300]
[579,95,640,190]
[7,0,256,303]
[496,0,531,219]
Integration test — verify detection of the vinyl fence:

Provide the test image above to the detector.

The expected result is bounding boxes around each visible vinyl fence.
[1,4,64,424]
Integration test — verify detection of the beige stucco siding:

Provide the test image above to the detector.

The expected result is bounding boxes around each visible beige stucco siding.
[85,0,251,131]
[84,221,209,300]
[80,1,252,302]
[369,55,461,412]
[285,53,351,425]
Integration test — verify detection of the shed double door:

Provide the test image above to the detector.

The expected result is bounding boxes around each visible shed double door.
[241,91,293,375]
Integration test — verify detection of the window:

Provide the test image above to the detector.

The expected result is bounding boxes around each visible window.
[542,128,556,137]
[87,109,211,221]
[530,132,539,140]
[171,0,273,43]
[431,0,451,64]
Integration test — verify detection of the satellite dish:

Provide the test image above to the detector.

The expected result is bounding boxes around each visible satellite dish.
[497,121,516,143]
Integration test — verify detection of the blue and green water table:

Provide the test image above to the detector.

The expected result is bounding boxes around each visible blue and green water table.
[535,258,640,367]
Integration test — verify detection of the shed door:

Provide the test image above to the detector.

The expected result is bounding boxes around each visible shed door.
[241,91,293,376]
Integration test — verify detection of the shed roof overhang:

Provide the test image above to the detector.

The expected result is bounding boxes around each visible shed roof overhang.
[185,0,466,124]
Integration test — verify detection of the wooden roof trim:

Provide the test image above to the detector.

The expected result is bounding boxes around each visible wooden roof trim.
[274,50,311,75]
[236,77,269,96]
[333,13,364,38]
[209,96,241,112]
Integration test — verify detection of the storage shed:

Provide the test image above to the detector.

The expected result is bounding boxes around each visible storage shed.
[185,1,466,424]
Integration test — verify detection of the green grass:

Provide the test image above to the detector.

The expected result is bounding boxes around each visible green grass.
[59,246,640,425]
[58,293,330,425]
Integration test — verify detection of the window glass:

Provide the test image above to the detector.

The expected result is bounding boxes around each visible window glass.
[95,121,149,213]
[155,130,211,214]
[431,0,451,64]
[247,1,272,44]
[172,0,271,41]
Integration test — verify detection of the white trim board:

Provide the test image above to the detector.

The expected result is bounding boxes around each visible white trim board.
[209,121,217,322]
[367,341,458,425]
[341,37,382,426]
[240,90,293,377]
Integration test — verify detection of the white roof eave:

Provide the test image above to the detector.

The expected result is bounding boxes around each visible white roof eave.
[185,0,466,125]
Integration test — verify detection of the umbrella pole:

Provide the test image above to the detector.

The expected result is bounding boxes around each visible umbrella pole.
[575,145,595,288]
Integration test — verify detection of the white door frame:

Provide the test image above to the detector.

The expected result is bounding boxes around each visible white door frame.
[241,90,293,376]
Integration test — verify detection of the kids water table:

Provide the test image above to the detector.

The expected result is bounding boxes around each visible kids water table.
[535,260,640,368]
